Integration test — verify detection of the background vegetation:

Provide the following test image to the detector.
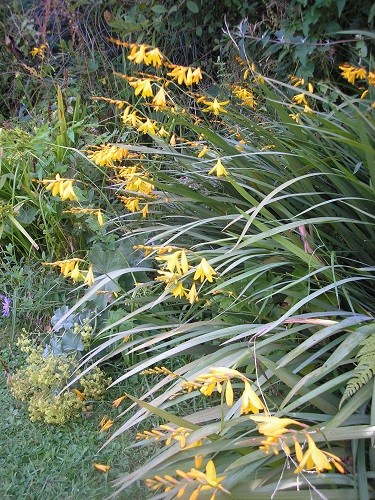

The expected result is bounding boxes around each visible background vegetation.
[0,1,374,499]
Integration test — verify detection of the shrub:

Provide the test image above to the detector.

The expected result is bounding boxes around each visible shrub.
[11,321,111,425]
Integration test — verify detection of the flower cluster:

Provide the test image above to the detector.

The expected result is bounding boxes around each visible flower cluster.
[115,164,156,218]
[11,336,112,424]
[80,367,112,400]
[73,318,93,349]
[250,415,345,474]
[91,96,128,109]
[232,85,256,109]
[38,173,78,201]
[137,424,203,457]
[42,259,94,286]
[140,366,178,377]
[30,43,47,59]
[146,460,229,499]
[98,416,114,432]
[11,346,83,424]
[152,247,217,303]
[288,75,315,121]
[338,63,374,100]
[181,366,266,415]
[86,144,135,167]
[63,207,104,226]
[339,63,368,85]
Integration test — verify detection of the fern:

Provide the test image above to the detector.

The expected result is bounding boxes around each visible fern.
[340,331,375,407]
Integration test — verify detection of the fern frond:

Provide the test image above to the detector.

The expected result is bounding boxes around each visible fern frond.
[340,330,375,407]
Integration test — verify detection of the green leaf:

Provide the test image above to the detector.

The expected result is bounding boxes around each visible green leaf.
[151,4,168,14]
[337,0,346,16]
[186,0,199,13]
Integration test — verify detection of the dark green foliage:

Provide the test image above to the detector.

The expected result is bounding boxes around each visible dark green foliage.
[236,0,374,79]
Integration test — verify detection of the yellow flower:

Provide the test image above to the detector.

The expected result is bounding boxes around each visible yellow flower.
[180,460,229,498]
[43,258,86,283]
[99,418,114,432]
[225,379,234,406]
[70,262,82,283]
[87,144,130,166]
[198,145,208,158]
[185,67,194,86]
[193,367,246,406]
[208,158,228,177]
[171,282,188,299]
[199,377,216,397]
[112,395,126,408]
[30,43,47,59]
[137,118,158,135]
[193,258,217,282]
[157,126,169,138]
[84,265,95,287]
[291,76,305,87]
[118,196,140,213]
[93,463,110,472]
[232,85,256,108]
[201,98,230,115]
[128,44,147,64]
[129,78,154,98]
[292,93,308,106]
[191,67,203,84]
[339,63,367,84]
[122,106,142,127]
[60,259,78,276]
[60,181,78,201]
[41,174,78,201]
[241,380,265,414]
[155,270,182,286]
[167,65,187,85]
[361,89,369,99]
[96,209,104,226]
[156,250,189,274]
[30,47,39,58]
[144,47,164,67]
[367,71,375,86]
[188,282,199,304]
[295,434,345,474]
[289,113,301,124]
[141,204,149,218]
[251,415,302,437]
[152,86,167,109]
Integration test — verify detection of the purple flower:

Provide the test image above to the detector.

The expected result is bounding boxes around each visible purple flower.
[0,294,11,317]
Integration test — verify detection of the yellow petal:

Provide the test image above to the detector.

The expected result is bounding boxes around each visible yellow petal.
[225,379,234,406]
[85,265,95,287]
[73,388,85,401]
[93,463,110,472]
[206,460,217,482]
[112,395,126,408]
